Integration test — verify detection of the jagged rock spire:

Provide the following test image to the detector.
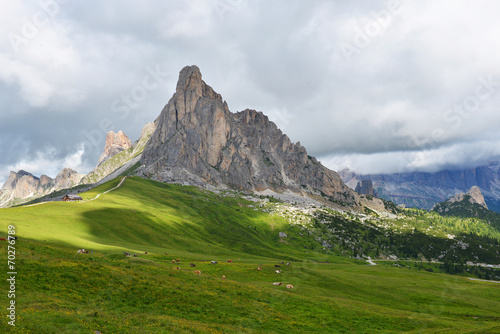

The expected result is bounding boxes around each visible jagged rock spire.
[97,131,133,166]
[139,65,360,209]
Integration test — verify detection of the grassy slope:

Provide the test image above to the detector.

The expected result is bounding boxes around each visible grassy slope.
[0,177,499,333]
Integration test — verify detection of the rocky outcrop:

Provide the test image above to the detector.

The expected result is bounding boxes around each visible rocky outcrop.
[53,168,84,189]
[0,168,84,207]
[81,122,156,185]
[355,180,376,197]
[432,186,490,216]
[139,65,360,209]
[97,131,132,166]
[1,170,43,199]
[446,186,488,209]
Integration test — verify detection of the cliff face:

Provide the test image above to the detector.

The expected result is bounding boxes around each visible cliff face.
[140,65,359,208]
[0,168,84,207]
[1,170,42,199]
[355,180,376,197]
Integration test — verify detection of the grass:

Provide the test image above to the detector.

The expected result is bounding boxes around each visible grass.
[0,177,499,333]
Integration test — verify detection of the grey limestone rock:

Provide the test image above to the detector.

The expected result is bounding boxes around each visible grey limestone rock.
[139,65,360,209]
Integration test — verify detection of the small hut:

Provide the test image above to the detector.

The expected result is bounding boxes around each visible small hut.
[62,194,83,202]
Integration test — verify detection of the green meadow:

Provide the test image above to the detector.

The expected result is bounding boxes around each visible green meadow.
[1,177,499,333]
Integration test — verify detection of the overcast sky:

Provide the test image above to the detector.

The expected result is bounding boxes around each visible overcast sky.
[1,0,500,184]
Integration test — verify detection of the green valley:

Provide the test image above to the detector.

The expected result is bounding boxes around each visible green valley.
[1,177,499,333]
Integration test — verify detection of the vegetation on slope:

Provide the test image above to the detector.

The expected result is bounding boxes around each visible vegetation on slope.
[271,204,500,266]
[0,177,499,333]
[433,194,500,230]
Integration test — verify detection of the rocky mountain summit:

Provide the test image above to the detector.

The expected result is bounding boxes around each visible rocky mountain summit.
[432,186,493,218]
[434,186,488,211]
[81,122,156,185]
[97,130,133,166]
[0,168,84,207]
[139,65,360,208]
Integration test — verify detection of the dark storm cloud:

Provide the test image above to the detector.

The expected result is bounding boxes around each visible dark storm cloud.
[1,0,500,184]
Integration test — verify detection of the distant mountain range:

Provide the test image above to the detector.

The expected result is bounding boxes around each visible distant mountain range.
[0,168,84,207]
[340,161,500,212]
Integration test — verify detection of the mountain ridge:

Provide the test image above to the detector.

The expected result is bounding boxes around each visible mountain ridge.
[340,161,500,212]
[0,168,84,207]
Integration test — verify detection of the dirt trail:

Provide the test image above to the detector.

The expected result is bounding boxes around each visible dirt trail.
[84,176,127,202]
[467,278,500,284]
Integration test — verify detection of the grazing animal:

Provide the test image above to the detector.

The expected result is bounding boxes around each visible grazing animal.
[176,259,181,262]
[0,238,7,241]
[286,284,294,289]
[273,282,283,286]
[189,263,196,267]
[133,254,138,257]
[257,267,262,271]
[211,261,218,265]
[226,259,233,263]
[171,260,176,263]
[77,249,85,253]
[123,252,130,256]
[145,252,148,254]
[274,265,281,268]
[222,275,226,279]
[194,270,201,274]
[286,262,290,266]
[280,262,284,264]
[174,267,181,270]
[275,270,282,274]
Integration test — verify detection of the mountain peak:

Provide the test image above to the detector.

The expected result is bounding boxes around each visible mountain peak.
[446,186,488,210]
[0,167,84,207]
[172,65,224,118]
[16,170,37,178]
[97,131,133,166]
[176,65,202,93]
[465,186,488,209]
[433,185,489,215]
[140,66,361,210]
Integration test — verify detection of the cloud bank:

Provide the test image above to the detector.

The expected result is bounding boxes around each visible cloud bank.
[1,0,500,184]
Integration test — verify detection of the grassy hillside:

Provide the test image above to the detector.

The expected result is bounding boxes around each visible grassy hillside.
[1,177,500,333]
